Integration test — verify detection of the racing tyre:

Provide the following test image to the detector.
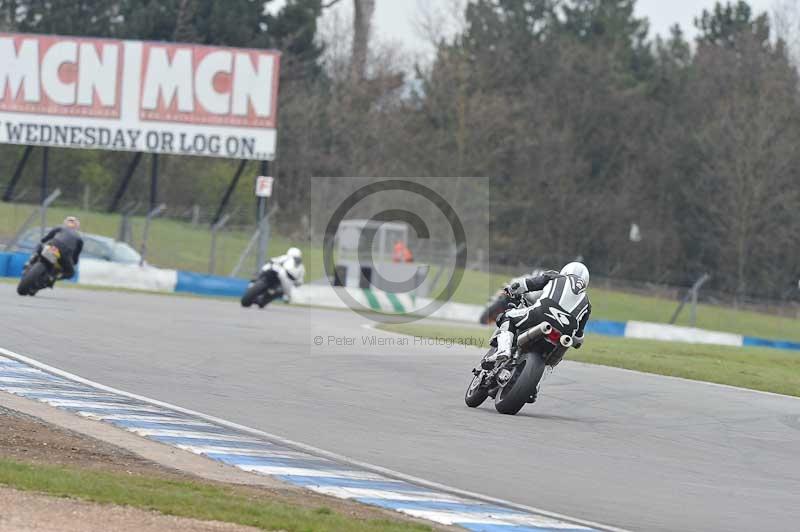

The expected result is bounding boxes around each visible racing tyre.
[17,262,46,296]
[465,371,490,408]
[494,352,546,415]
[241,280,266,308]
[466,347,496,407]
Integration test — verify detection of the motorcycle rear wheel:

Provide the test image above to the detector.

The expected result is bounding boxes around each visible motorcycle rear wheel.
[17,262,46,296]
[494,352,546,415]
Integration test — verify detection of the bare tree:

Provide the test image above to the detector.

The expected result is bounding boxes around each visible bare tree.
[173,0,198,43]
[413,0,467,54]
[686,35,800,298]
[772,0,800,66]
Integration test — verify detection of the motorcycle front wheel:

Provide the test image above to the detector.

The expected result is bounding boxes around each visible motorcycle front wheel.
[241,280,266,307]
[494,351,546,415]
[465,372,490,408]
[465,347,496,408]
[17,262,47,296]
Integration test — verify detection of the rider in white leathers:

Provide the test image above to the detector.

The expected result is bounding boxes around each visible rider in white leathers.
[261,247,305,303]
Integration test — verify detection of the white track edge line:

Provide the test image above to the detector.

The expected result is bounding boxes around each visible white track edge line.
[0,346,628,532]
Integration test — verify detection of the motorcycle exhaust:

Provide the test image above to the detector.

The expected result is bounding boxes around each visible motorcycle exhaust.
[517,322,553,347]
[560,335,573,348]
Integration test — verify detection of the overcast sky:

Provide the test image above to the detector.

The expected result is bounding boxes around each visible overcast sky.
[281,0,779,57]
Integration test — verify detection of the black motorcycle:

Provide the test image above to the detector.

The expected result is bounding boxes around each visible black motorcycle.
[17,244,63,296]
[465,297,579,415]
[241,265,283,308]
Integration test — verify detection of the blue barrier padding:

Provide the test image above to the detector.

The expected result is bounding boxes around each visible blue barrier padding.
[0,251,77,282]
[175,271,248,297]
[742,336,800,351]
[585,319,626,337]
[0,253,10,276]
[2,252,30,277]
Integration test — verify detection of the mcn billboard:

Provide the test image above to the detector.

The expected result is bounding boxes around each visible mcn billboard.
[0,33,280,160]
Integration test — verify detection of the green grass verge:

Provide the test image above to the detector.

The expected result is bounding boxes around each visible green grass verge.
[589,287,800,342]
[0,458,431,532]
[436,270,800,342]
[378,322,800,397]
[3,202,799,341]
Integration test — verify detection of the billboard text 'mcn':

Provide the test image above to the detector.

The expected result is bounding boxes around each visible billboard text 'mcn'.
[0,35,280,128]
[0,35,121,118]
[140,44,279,128]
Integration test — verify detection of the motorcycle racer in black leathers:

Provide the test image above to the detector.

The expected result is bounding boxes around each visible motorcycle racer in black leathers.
[484,262,592,367]
[36,216,84,282]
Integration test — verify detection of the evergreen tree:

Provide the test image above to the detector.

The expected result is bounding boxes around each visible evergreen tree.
[17,0,121,37]
[0,0,19,31]
[558,0,653,81]
[695,0,770,49]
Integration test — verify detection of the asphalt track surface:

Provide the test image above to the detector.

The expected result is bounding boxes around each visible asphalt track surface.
[2,284,799,532]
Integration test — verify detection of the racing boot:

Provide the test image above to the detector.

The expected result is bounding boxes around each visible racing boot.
[482,330,513,370]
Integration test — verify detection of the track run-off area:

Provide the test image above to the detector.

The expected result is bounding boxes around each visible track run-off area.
[2,284,799,532]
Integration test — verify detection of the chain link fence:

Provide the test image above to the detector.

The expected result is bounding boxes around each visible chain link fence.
[2,191,798,318]
[0,197,276,279]
[483,260,800,319]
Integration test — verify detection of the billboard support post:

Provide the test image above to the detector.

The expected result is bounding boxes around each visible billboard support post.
[150,153,159,212]
[2,145,34,202]
[255,160,270,272]
[108,152,144,212]
[212,159,248,226]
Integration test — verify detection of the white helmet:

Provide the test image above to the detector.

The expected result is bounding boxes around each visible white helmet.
[286,247,302,261]
[560,261,589,288]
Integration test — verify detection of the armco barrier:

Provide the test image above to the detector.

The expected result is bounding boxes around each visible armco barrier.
[7,253,30,277]
[78,259,177,292]
[624,320,743,347]
[743,336,800,351]
[0,252,31,278]
[585,320,626,337]
[175,271,249,297]
[292,284,415,314]
[0,253,11,277]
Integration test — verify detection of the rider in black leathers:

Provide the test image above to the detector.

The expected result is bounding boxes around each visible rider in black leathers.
[35,216,84,282]
[484,262,592,367]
